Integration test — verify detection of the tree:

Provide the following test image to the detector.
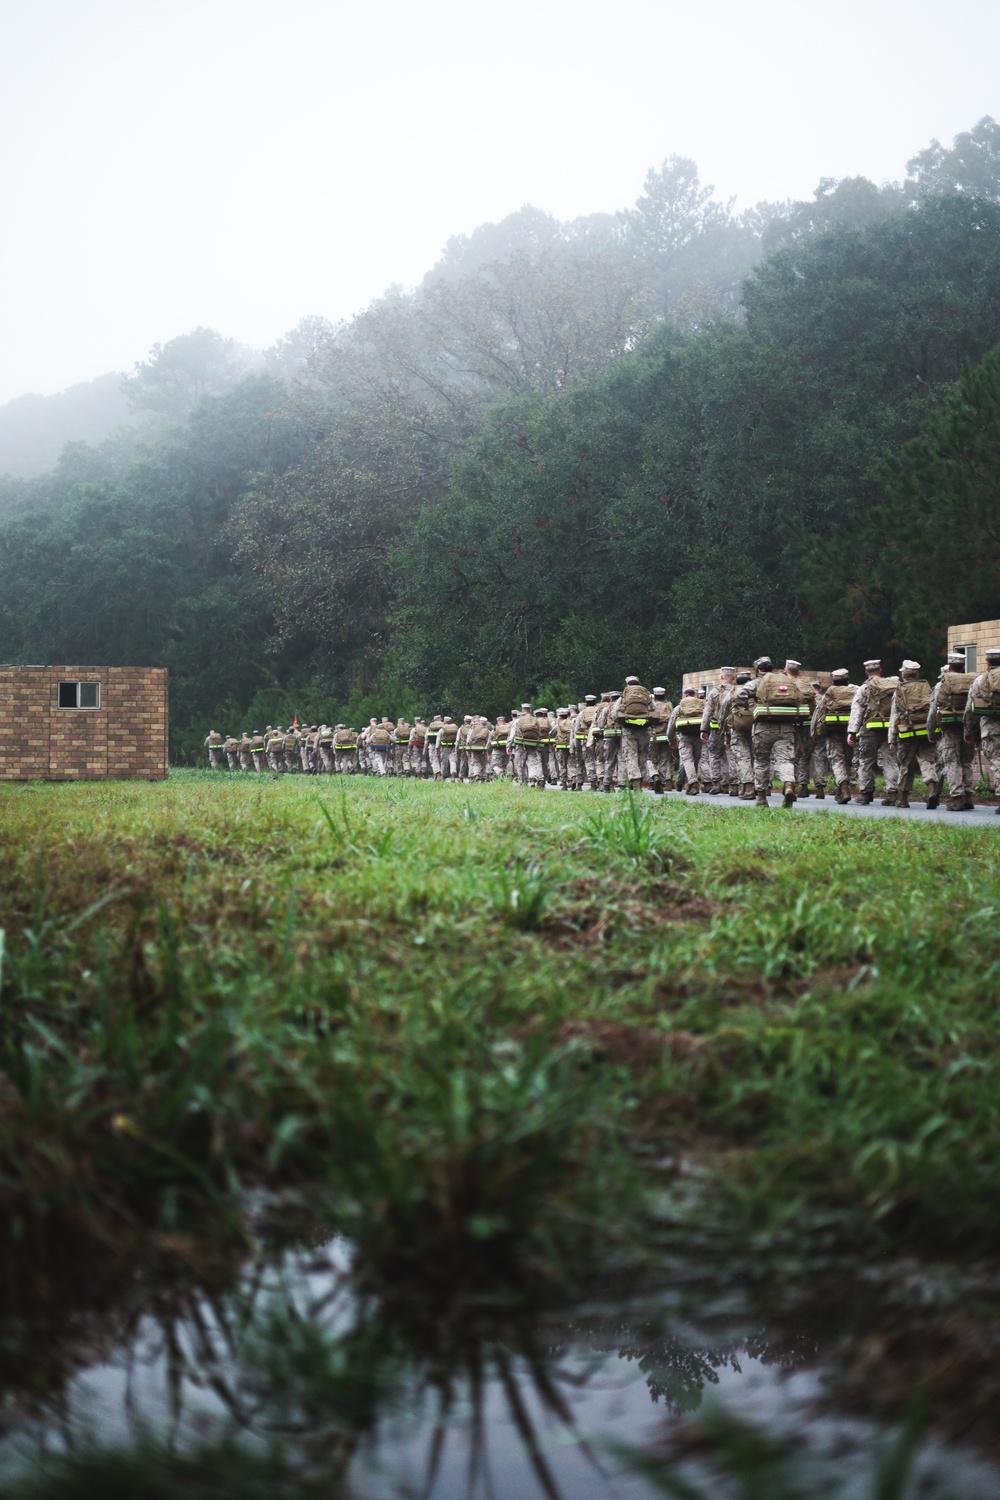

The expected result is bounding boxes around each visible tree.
[123,328,256,423]
[906,115,1000,201]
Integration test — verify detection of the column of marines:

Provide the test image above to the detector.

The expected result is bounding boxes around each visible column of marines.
[204,648,1000,812]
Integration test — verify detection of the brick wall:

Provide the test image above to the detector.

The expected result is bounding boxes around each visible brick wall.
[947,620,1000,674]
[0,666,168,780]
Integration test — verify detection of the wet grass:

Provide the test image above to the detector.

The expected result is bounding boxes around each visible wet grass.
[2,772,1000,1494]
[1,772,999,1276]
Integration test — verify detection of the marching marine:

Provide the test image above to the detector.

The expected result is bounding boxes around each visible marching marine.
[927,653,976,811]
[847,660,900,805]
[964,646,1000,813]
[888,661,937,809]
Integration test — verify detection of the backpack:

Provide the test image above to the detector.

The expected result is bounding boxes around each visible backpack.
[335,729,356,748]
[972,666,1000,714]
[755,671,808,711]
[394,722,411,742]
[937,672,975,717]
[370,726,392,746]
[818,683,856,733]
[617,683,652,722]
[517,713,541,743]
[895,678,930,732]
[576,705,597,737]
[439,722,458,745]
[470,722,490,747]
[675,695,703,734]
[864,677,899,729]
[727,693,754,734]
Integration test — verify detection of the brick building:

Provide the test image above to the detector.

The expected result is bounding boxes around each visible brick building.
[946,620,1000,674]
[0,666,168,781]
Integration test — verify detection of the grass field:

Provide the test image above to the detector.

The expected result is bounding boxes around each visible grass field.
[2,771,999,1494]
[2,770,998,1261]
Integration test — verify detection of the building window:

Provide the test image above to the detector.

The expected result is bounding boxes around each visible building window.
[58,681,101,709]
[960,645,977,673]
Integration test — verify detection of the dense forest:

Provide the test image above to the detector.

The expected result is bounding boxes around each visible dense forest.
[2,121,999,760]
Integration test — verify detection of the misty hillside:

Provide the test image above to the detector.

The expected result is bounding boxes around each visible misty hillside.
[1,120,998,760]
[0,372,139,478]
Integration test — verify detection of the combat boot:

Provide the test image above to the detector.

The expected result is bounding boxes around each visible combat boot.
[686,780,700,796]
[881,791,897,807]
[663,779,675,792]
[729,783,741,797]
[925,780,940,810]
[813,785,826,800]
[794,783,809,800]
[740,782,755,801]
[782,781,796,808]
[856,789,874,804]
[963,794,976,810]
[755,790,769,807]
[947,797,965,811]
[835,782,851,804]
[708,782,721,795]
[896,792,910,808]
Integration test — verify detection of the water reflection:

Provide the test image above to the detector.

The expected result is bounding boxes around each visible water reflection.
[0,1236,998,1498]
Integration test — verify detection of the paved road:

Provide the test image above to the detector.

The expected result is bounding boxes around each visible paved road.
[554,784,1000,826]
[655,789,999,826]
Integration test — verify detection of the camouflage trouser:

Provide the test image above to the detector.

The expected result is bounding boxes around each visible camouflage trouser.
[793,725,812,788]
[705,728,729,787]
[591,735,605,785]
[318,744,335,773]
[523,747,544,787]
[537,745,555,784]
[226,750,239,771]
[581,741,599,786]
[620,726,649,785]
[935,728,975,799]
[284,750,299,774]
[857,730,898,794]
[239,750,252,771]
[207,748,223,769]
[602,733,622,789]
[251,751,265,773]
[439,743,458,779]
[567,741,584,788]
[410,744,427,777]
[370,747,389,775]
[820,731,851,789]
[468,748,488,781]
[267,749,283,772]
[979,723,1000,791]
[894,737,937,795]
[513,744,529,784]
[646,736,674,788]
[675,733,701,787]
[554,746,571,788]
[728,730,754,788]
[334,749,356,774]
[810,738,829,790]
[490,747,508,779]
[751,722,796,792]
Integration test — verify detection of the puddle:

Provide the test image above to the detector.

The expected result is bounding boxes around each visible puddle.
[2,1237,999,1497]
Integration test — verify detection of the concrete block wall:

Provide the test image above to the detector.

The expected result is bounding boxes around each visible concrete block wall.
[947,621,1000,674]
[0,666,168,781]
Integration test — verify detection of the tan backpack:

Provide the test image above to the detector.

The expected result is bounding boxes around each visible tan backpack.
[937,672,975,718]
[335,729,356,748]
[439,721,458,745]
[727,694,754,734]
[864,677,899,729]
[576,705,597,738]
[617,683,652,722]
[675,695,703,734]
[470,722,490,748]
[755,671,808,712]
[972,666,1000,714]
[895,678,930,732]
[818,683,856,733]
[517,713,541,744]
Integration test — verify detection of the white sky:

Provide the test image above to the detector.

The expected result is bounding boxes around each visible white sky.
[1,0,998,403]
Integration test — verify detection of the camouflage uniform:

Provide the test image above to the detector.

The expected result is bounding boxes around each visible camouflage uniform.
[888,664,937,808]
[617,678,654,791]
[927,663,976,809]
[645,689,674,792]
[964,653,1000,812]
[667,694,704,794]
[701,675,735,794]
[205,730,224,770]
[848,667,901,804]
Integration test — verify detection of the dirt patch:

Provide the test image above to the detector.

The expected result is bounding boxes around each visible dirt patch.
[541,876,723,946]
[553,1019,710,1070]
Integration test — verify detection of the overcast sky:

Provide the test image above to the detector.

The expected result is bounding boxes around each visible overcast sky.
[1,0,997,404]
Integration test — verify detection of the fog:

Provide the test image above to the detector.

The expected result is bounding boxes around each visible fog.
[1,0,997,404]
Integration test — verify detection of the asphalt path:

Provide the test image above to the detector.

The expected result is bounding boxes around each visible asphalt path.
[553,784,1000,826]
